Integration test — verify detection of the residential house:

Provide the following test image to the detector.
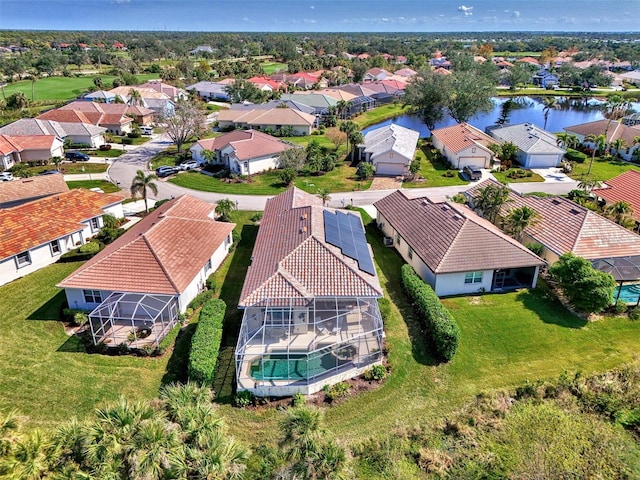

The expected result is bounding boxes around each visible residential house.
[216,108,316,136]
[0,118,106,149]
[358,124,419,176]
[108,87,174,118]
[190,129,292,175]
[138,80,188,102]
[229,100,315,116]
[592,170,640,232]
[39,101,134,136]
[363,68,392,82]
[487,123,565,168]
[532,69,559,88]
[280,93,338,115]
[186,81,232,102]
[431,123,497,169]
[246,76,286,92]
[270,72,327,89]
[394,67,417,78]
[0,135,64,170]
[235,187,384,397]
[57,195,235,348]
[0,174,69,209]
[374,190,544,296]
[517,57,540,67]
[564,119,640,162]
[189,45,214,56]
[0,189,123,287]
[83,90,117,103]
[125,105,155,126]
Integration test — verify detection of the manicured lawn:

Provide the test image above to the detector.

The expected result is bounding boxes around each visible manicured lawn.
[260,62,287,74]
[114,136,151,146]
[168,163,371,195]
[66,180,121,193]
[403,143,469,188]
[87,149,124,158]
[1,74,158,102]
[353,103,406,129]
[493,168,545,184]
[27,163,109,175]
[569,156,640,182]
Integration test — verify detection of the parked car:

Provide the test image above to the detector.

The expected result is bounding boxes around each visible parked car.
[0,172,14,181]
[463,166,482,181]
[155,166,179,178]
[65,151,90,162]
[180,160,199,171]
[39,169,62,176]
[140,126,154,135]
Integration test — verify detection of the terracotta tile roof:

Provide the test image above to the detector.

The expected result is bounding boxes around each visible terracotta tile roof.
[194,130,291,161]
[37,109,94,125]
[0,174,69,208]
[466,180,640,260]
[374,190,544,274]
[0,135,21,154]
[239,187,382,307]
[217,107,316,127]
[564,119,640,145]
[592,170,640,221]
[0,189,122,260]
[58,195,235,295]
[431,123,497,155]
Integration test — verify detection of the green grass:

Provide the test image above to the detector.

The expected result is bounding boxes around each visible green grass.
[493,169,545,184]
[87,149,124,158]
[168,163,370,195]
[115,136,151,146]
[1,73,158,102]
[260,62,288,74]
[569,156,640,182]
[66,180,121,193]
[403,143,469,188]
[27,163,108,175]
[353,103,407,129]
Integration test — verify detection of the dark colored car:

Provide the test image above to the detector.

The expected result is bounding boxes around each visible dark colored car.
[155,166,179,177]
[463,165,482,181]
[65,151,90,162]
[38,169,62,175]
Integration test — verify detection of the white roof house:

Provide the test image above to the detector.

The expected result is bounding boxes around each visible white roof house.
[486,123,565,169]
[359,124,420,176]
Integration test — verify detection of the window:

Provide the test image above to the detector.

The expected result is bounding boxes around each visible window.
[90,217,100,231]
[83,290,102,304]
[224,233,232,247]
[472,147,477,153]
[206,258,212,271]
[396,233,402,245]
[464,271,484,284]
[50,240,61,256]
[16,251,31,268]
[408,246,414,260]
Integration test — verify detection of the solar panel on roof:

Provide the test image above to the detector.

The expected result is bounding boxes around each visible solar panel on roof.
[323,210,377,276]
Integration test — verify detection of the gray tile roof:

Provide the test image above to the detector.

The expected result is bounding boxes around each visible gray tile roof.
[363,124,419,161]
[487,122,565,155]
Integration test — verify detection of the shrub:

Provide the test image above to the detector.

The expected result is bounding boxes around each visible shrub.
[629,308,640,321]
[565,148,587,164]
[205,276,217,294]
[99,144,112,151]
[234,389,255,407]
[292,392,306,407]
[73,311,89,326]
[614,302,628,314]
[377,297,391,322]
[401,265,460,362]
[79,241,101,254]
[188,290,214,310]
[323,382,351,403]
[363,364,387,382]
[356,162,375,180]
[121,137,134,145]
[525,242,544,256]
[188,298,226,385]
[62,308,89,325]
[60,240,104,262]
[250,211,263,223]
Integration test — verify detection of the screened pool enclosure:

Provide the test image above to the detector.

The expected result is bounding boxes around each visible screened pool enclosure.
[88,292,179,349]
[235,296,384,397]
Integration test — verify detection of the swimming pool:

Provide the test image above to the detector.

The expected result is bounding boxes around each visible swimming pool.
[250,352,340,381]
[614,284,640,305]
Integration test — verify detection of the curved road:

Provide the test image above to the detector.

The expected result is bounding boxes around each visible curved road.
[107,134,580,212]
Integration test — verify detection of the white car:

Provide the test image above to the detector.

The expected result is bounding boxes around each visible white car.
[180,160,199,171]
[0,172,14,181]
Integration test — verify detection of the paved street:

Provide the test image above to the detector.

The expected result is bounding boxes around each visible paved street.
[106,135,582,213]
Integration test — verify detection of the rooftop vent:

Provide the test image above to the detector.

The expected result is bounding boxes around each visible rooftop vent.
[441,205,450,211]
[551,199,561,205]
[569,208,580,215]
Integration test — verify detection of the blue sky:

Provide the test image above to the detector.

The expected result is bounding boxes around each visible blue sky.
[1,0,639,32]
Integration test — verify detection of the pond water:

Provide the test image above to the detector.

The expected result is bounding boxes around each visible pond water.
[362,96,640,138]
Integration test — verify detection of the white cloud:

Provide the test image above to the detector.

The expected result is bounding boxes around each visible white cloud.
[114,0,130,4]
[458,5,473,16]
[310,5,314,9]
[512,10,521,18]
[242,17,249,22]
[303,18,317,24]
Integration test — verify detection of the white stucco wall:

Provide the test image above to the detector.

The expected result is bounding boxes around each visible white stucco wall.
[103,203,124,219]
[434,270,495,297]
[522,153,562,168]
[230,154,279,175]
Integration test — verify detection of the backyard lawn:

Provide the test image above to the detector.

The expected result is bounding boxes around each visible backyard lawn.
[27,163,109,175]
[403,143,469,188]
[569,156,640,182]
[66,180,121,193]
[353,103,406,128]
[492,168,545,184]
[260,61,287,74]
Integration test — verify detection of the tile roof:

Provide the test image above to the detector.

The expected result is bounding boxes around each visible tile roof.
[487,123,565,155]
[0,118,66,137]
[592,170,640,221]
[194,129,291,161]
[564,119,640,145]
[363,124,419,161]
[239,187,382,306]
[0,189,122,260]
[0,134,59,153]
[58,195,235,295]
[374,190,544,274]
[431,123,497,155]
[466,180,640,260]
[217,107,316,127]
[0,174,69,208]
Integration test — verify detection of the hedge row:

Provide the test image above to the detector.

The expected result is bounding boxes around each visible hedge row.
[565,148,587,163]
[401,264,460,362]
[188,298,226,385]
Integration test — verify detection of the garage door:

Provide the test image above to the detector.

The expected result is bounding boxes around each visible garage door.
[375,162,406,176]
[525,154,560,168]
[456,156,488,169]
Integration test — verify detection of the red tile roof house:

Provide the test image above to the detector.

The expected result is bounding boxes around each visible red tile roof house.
[592,170,640,232]
[0,118,107,150]
[0,174,69,209]
[190,129,292,175]
[216,108,316,136]
[38,101,135,136]
[564,119,640,162]
[235,187,384,397]
[0,134,65,170]
[374,190,544,296]
[431,123,498,169]
[57,195,235,349]
[0,189,123,287]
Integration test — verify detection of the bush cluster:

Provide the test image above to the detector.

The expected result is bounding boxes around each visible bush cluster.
[566,148,587,163]
[187,289,214,310]
[59,240,104,262]
[188,298,226,385]
[401,265,460,362]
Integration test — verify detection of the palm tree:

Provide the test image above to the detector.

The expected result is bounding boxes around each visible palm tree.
[128,88,143,107]
[348,130,364,163]
[602,94,632,151]
[633,136,640,162]
[130,169,158,213]
[1,429,57,480]
[555,132,579,150]
[606,200,633,226]
[577,177,600,194]
[214,198,237,222]
[0,410,22,459]
[279,406,323,463]
[339,121,358,161]
[584,133,606,176]
[317,188,331,206]
[610,138,627,157]
[504,206,539,242]
[542,96,557,130]
[473,184,511,224]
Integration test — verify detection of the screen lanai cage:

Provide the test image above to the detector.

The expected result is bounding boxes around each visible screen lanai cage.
[88,292,179,349]
[235,296,384,397]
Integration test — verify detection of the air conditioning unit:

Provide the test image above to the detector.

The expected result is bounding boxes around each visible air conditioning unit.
[383,237,394,247]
